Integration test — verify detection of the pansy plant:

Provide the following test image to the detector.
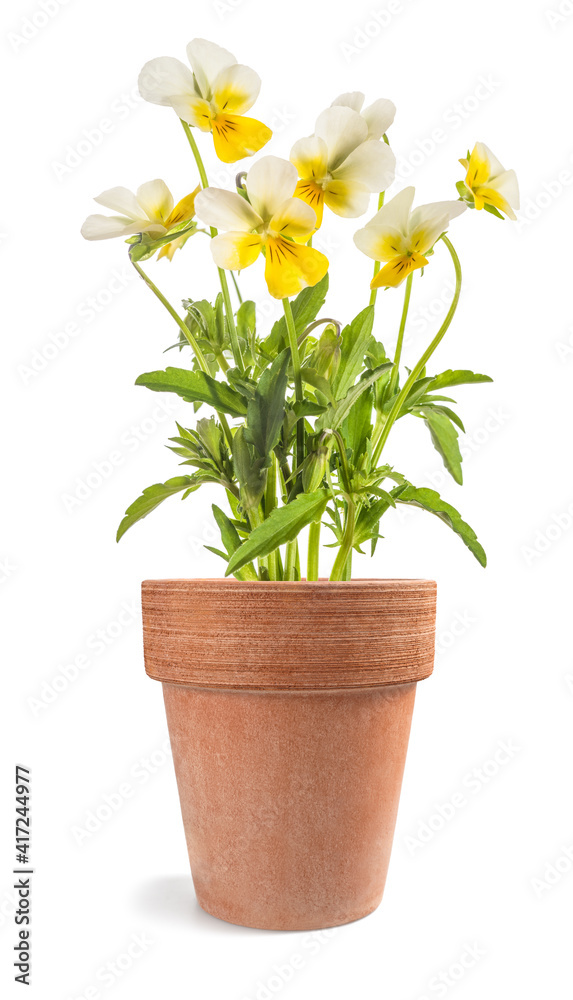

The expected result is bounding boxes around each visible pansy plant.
[82,37,518,581]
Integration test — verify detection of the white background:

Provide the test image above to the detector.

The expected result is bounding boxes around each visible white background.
[2,0,572,997]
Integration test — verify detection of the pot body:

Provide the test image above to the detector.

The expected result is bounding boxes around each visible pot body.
[142,579,437,931]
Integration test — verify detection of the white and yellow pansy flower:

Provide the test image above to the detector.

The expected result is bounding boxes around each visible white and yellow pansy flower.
[138,38,272,164]
[354,186,466,288]
[195,156,329,299]
[459,142,519,220]
[81,179,199,256]
[290,106,396,229]
[331,92,396,139]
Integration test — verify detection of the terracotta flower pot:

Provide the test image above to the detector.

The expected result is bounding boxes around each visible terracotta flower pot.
[141,578,437,931]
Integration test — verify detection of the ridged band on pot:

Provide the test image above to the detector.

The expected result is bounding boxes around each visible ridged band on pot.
[141,579,437,690]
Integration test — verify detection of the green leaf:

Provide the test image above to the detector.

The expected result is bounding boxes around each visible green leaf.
[232,426,268,510]
[421,409,463,484]
[212,505,258,581]
[417,403,465,433]
[244,349,289,459]
[116,476,198,541]
[332,305,375,400]
[128,220,197,262]
[394,486,486,566]
[135,367,247,418]
[353,496,392,547]
[484,203,505,220]
[226,490,329,576]
[316,363,393,431]
[342,385,372,460]
[429,369,493,391]
[261,275,329,355]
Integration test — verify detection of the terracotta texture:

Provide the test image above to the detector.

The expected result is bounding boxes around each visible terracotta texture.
[142,579,437,931]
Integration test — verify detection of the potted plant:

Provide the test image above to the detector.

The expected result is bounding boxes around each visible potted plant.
[82,38,519,930]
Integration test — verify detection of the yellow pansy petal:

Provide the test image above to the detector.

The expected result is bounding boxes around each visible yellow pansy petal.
[294,180,324,228]
[210,232,262,270]
[165,185,200,227]
[157,232,194,261]
[371,253,427,289]
[211,114,272,163]
[213,63,261,115]
[264,237,329,299]
[269,197,316,239]
[474,186,516,220]
[323,178,370,218]
[465,142,491,190]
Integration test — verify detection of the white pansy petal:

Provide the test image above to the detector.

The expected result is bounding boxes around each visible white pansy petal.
[290,136,328,180]
[195,187,262,232]
[362,98,396,139]
[269,197,316,238]
[363,186,415,234]
[81,215,143,241]
[136,179,173,224]
[186,38,236,98]
[315,106,368,170]
[353,222,404,261]
[138,57,195,106]
[409,200,466,253]
[246,156,297,221]
[210,232,262,270]
[213,63,261,114]
[324,180,371,219]
[331,92,365,113]
[490,169,519,209]
[475,141,505,178]
[93,186,141,219]
[334,140,396,192]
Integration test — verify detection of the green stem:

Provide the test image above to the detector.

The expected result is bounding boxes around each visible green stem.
[265,456,278,581]
[369,191,386,307]
[285,539,298,581]
[283,297,305,490]
[179,119,244,372]
[371,234,462,467]
[330,501,356,581]
[230,270,243,305]
[387,272,413,397]
[131,259,233,448]
[307,519,321,581]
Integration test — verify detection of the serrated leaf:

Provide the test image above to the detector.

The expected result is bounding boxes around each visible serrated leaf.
[244,349,289,459]
[429,369,493,391]
[394,485,486,566]
[225,490,329,576]
[232,426,267,510]
[316,363,393,432]
[116,476,198,541]
[353,496,393,547]
[420,409,463,484]
[332,306,375,400]
[135,367,247,417]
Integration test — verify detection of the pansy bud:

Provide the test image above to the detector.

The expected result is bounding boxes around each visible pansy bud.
[309,324,341,380]
[302,447,329,493]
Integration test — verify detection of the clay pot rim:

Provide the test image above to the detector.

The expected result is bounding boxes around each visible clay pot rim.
[142,577,436,587]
